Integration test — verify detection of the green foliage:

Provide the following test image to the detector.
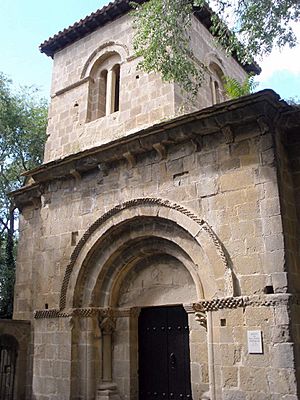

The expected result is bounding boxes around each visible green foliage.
[0,235,16,318]
[223,74,258,99]
[131,0,300,96]
[131,0,205,99]
[0,72,48,318]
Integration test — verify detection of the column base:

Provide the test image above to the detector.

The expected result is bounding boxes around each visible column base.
[96,383,121,400]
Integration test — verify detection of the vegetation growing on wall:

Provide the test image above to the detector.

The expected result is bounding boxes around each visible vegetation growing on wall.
[132,0,300,95]
[223,74,258,99]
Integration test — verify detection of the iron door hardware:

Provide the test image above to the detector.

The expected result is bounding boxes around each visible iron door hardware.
[169,352,176,369]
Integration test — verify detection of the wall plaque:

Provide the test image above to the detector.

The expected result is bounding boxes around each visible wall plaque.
[247,330,263,354]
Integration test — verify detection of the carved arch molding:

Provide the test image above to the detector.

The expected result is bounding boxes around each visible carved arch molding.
[81,41,130,79]
[59,198,236,311]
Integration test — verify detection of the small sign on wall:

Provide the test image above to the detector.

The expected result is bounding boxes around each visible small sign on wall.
[247,330,263,354]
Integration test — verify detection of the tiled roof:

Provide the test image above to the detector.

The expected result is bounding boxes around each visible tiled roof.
[39,0,144,57]
[39,0,260,74]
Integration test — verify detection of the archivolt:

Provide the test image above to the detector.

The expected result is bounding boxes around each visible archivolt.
[81,41,129,79]
[59,198,235,310]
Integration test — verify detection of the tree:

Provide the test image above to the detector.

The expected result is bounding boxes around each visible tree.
[223,75,258,99]
[0,73,48,318]
[131,0,300,95]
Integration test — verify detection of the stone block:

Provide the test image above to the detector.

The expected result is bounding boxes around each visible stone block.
[267,368,297,395]
[222,366,238,388]
[271,343,295,368]
[219,170,254,191]
[196,178,218,198]
[223,389,246,400]
[239,367,269,392]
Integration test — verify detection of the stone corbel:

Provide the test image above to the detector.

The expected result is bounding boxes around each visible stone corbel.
[31,197,41,209]
[70,168,82,182]
[222,125,234,144]
[257,116,270,134]
[191,135,203,152]
[123,151,136,168]
[153,142,167,160]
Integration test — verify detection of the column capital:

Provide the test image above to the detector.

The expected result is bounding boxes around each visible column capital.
[99,309,116,334]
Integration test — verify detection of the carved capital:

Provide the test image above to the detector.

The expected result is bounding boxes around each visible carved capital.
[130,307,141,318]
[99,309,116,334]
[99,316,116,334]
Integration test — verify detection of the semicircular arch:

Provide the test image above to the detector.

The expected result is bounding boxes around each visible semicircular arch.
[60,198,235,310]
[81,41,129,79]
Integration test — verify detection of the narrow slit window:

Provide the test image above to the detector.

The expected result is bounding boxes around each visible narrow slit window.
[98,69,108,118]
[209,61,225,105]
[213,80,220,104]
[113,64,120,113]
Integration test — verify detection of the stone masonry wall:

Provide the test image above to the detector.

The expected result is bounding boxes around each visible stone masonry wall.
[211,300,298,399]
[44,12,248,163]
[14,97,299,399]
[14,123,286,317]
[32,318,73,400]
[283,126,300,395]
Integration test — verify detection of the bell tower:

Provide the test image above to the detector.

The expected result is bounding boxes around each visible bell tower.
[40,2,257,163]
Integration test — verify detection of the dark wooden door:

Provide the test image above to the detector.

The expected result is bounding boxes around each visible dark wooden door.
[0,335,18,400]
[138,305,192,400]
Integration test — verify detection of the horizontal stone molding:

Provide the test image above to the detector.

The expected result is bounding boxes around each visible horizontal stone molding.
[34,295,300,319]
[34,306,142,319]
[193,293,298,312]
[52,77,91,98]
[16,90,283,187]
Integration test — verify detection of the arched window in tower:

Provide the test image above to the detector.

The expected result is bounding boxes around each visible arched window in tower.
[209,62,225,105]
[87,53,121,122]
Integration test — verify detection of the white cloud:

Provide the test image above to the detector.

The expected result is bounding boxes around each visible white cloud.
[257,23,300,82]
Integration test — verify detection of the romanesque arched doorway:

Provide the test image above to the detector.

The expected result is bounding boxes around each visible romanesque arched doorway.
[60,199,234,400]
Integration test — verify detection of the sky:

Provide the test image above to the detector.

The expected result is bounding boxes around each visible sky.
[0,0,299,102]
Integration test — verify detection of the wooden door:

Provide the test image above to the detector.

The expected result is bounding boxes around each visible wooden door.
[0,335,18,400]
[138,305,192,400]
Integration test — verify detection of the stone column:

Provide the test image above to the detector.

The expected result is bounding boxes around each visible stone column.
[100,316,115,383]
[105,69,116,115]
[195,311,215,400]
[86,317,100,400]
[96,312,121,400]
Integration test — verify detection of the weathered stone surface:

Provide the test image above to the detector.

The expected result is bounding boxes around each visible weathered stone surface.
[6,2,300,399]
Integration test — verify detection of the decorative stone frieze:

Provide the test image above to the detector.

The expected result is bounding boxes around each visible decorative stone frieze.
[193,293,297,312]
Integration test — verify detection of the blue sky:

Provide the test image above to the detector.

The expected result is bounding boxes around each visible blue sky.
[0,0,299,101]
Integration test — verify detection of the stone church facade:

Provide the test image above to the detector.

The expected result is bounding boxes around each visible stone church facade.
[1,0,300,399]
